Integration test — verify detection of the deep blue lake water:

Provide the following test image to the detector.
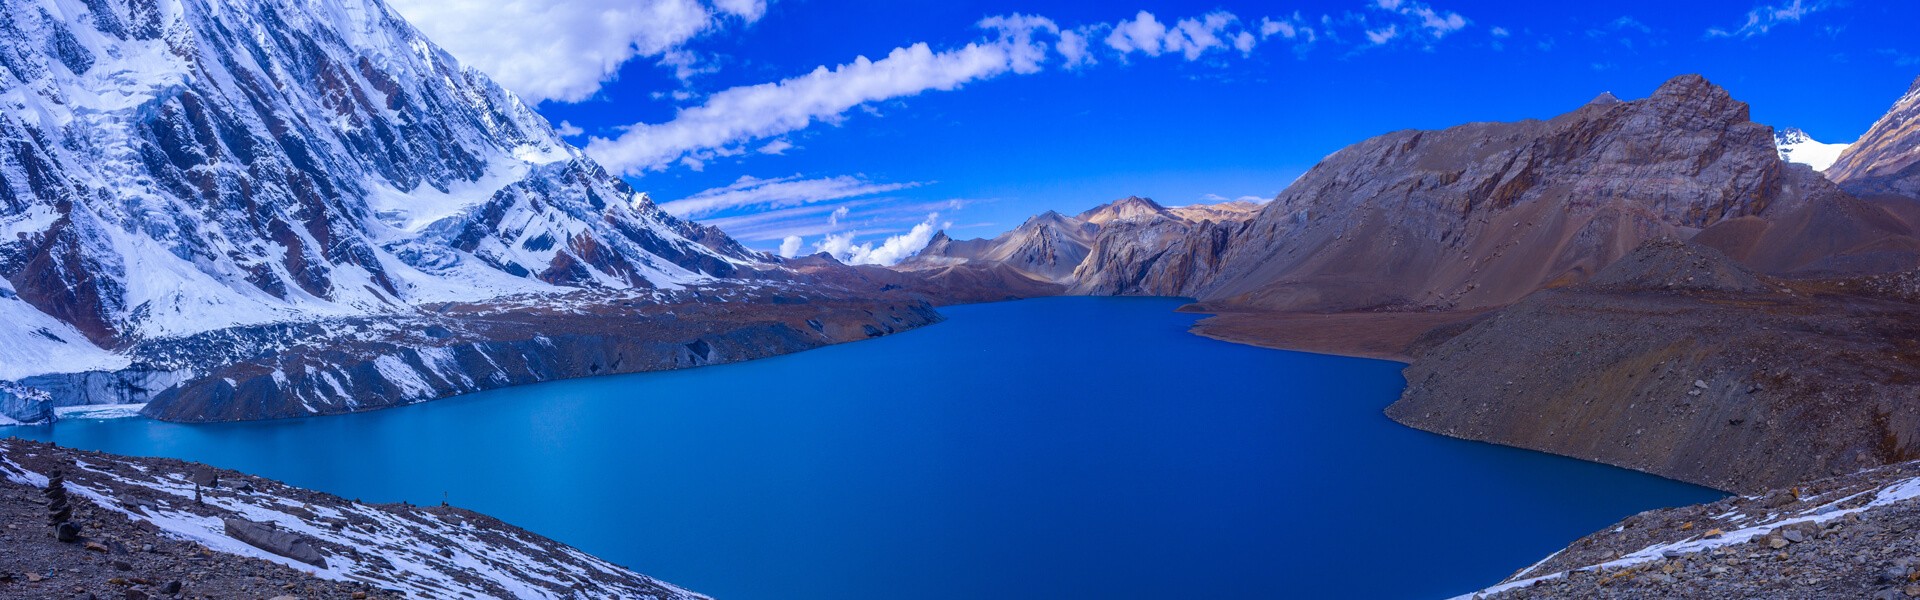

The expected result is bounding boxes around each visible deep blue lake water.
[7,297,1722,599]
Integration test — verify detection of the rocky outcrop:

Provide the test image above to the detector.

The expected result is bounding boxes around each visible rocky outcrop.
[1388,238,1920,493]
[1469,458,1920,599]
[0,381,52,424]
[1829,76,1920,201]
[0,438,707,599]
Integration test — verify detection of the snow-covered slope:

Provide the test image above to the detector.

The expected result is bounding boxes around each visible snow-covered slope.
[0,0,768,379]
[1774,127,1851,171]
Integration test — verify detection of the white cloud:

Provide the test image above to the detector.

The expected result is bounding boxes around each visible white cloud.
[584,20,1052,175]
[1105,11,1248,60]
[660,175,919,218]
[711,0,767,21]
[1058,28,1096,68]
[756,139,794,155]
[1366,25,1399,45]
[386,0,763,104]
[829,206,851,226]
[777,235,804,258]
[554,121,585,137]
[813,214,942,266]
[1106,11,1170,55]
[1708,0,1826,38]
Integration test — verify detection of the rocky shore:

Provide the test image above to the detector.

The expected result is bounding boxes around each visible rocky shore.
[1467,458,1920,600]
[0,438,703,599]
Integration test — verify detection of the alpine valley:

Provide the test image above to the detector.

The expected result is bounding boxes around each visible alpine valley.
[5,0,1920,598]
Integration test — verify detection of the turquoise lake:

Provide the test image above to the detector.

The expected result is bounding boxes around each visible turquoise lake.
[6,297,1724,599]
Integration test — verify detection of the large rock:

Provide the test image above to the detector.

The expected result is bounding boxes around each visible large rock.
[224,518,327,568]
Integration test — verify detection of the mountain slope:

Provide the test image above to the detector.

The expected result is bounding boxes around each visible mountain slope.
[1829,76,1920,201]
[1195,75,1912,313]
[0,0,766,372]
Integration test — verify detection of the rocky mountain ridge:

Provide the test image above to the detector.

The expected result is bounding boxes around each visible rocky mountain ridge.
[1829,76,1920,201]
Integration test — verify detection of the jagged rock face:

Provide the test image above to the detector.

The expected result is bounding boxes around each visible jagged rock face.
[1829,76,1920,200]
[1193,74,1888,313]
[1069,216,1240,296]
[0,0,764,360]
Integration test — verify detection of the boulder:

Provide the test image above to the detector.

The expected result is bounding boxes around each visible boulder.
[224,518,326,568]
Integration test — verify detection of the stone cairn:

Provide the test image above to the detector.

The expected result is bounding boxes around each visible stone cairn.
[45,468,80,542]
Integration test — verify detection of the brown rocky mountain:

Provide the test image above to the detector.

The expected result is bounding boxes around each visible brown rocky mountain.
[1829,76,1920,201]
[1194,75,1914,314]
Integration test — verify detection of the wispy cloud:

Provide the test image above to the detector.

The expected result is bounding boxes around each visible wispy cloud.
[659,175,921,219]
[583,3,1490,175]
[1707,0,1829,38]
[385,0,764,104]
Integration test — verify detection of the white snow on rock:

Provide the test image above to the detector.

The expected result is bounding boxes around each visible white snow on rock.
[0,440,708,600]
[1775,127,1852,172]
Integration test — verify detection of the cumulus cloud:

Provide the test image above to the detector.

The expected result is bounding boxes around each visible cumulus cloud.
[659,175,920,219]
[777,235,804,258]
[386,0,766,104]
[829,206,851,226]
[553,121,585,137]
[813,214,943,266]
[1057,28,1096,68]
[1105,11,1252,60]
[1708,0,1827,38]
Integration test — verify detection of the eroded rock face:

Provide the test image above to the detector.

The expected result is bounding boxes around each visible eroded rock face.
[1830,76,1920,200]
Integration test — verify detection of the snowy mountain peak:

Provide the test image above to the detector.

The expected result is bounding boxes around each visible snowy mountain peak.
[1772,126,1851,172]
[0,0,769,379]
[1774,127,1815,146]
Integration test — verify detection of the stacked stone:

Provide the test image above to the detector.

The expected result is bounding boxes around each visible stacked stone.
[45,468,80,542]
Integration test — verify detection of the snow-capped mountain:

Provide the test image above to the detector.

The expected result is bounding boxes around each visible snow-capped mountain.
[1774,126,1852,171]
[0,0,768,380]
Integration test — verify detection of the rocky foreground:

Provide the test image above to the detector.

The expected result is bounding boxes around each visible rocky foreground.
[0,438,703,599]
[1468,458,1920,600]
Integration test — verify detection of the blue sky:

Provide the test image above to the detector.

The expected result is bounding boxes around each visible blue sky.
[391,0,1920,261]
